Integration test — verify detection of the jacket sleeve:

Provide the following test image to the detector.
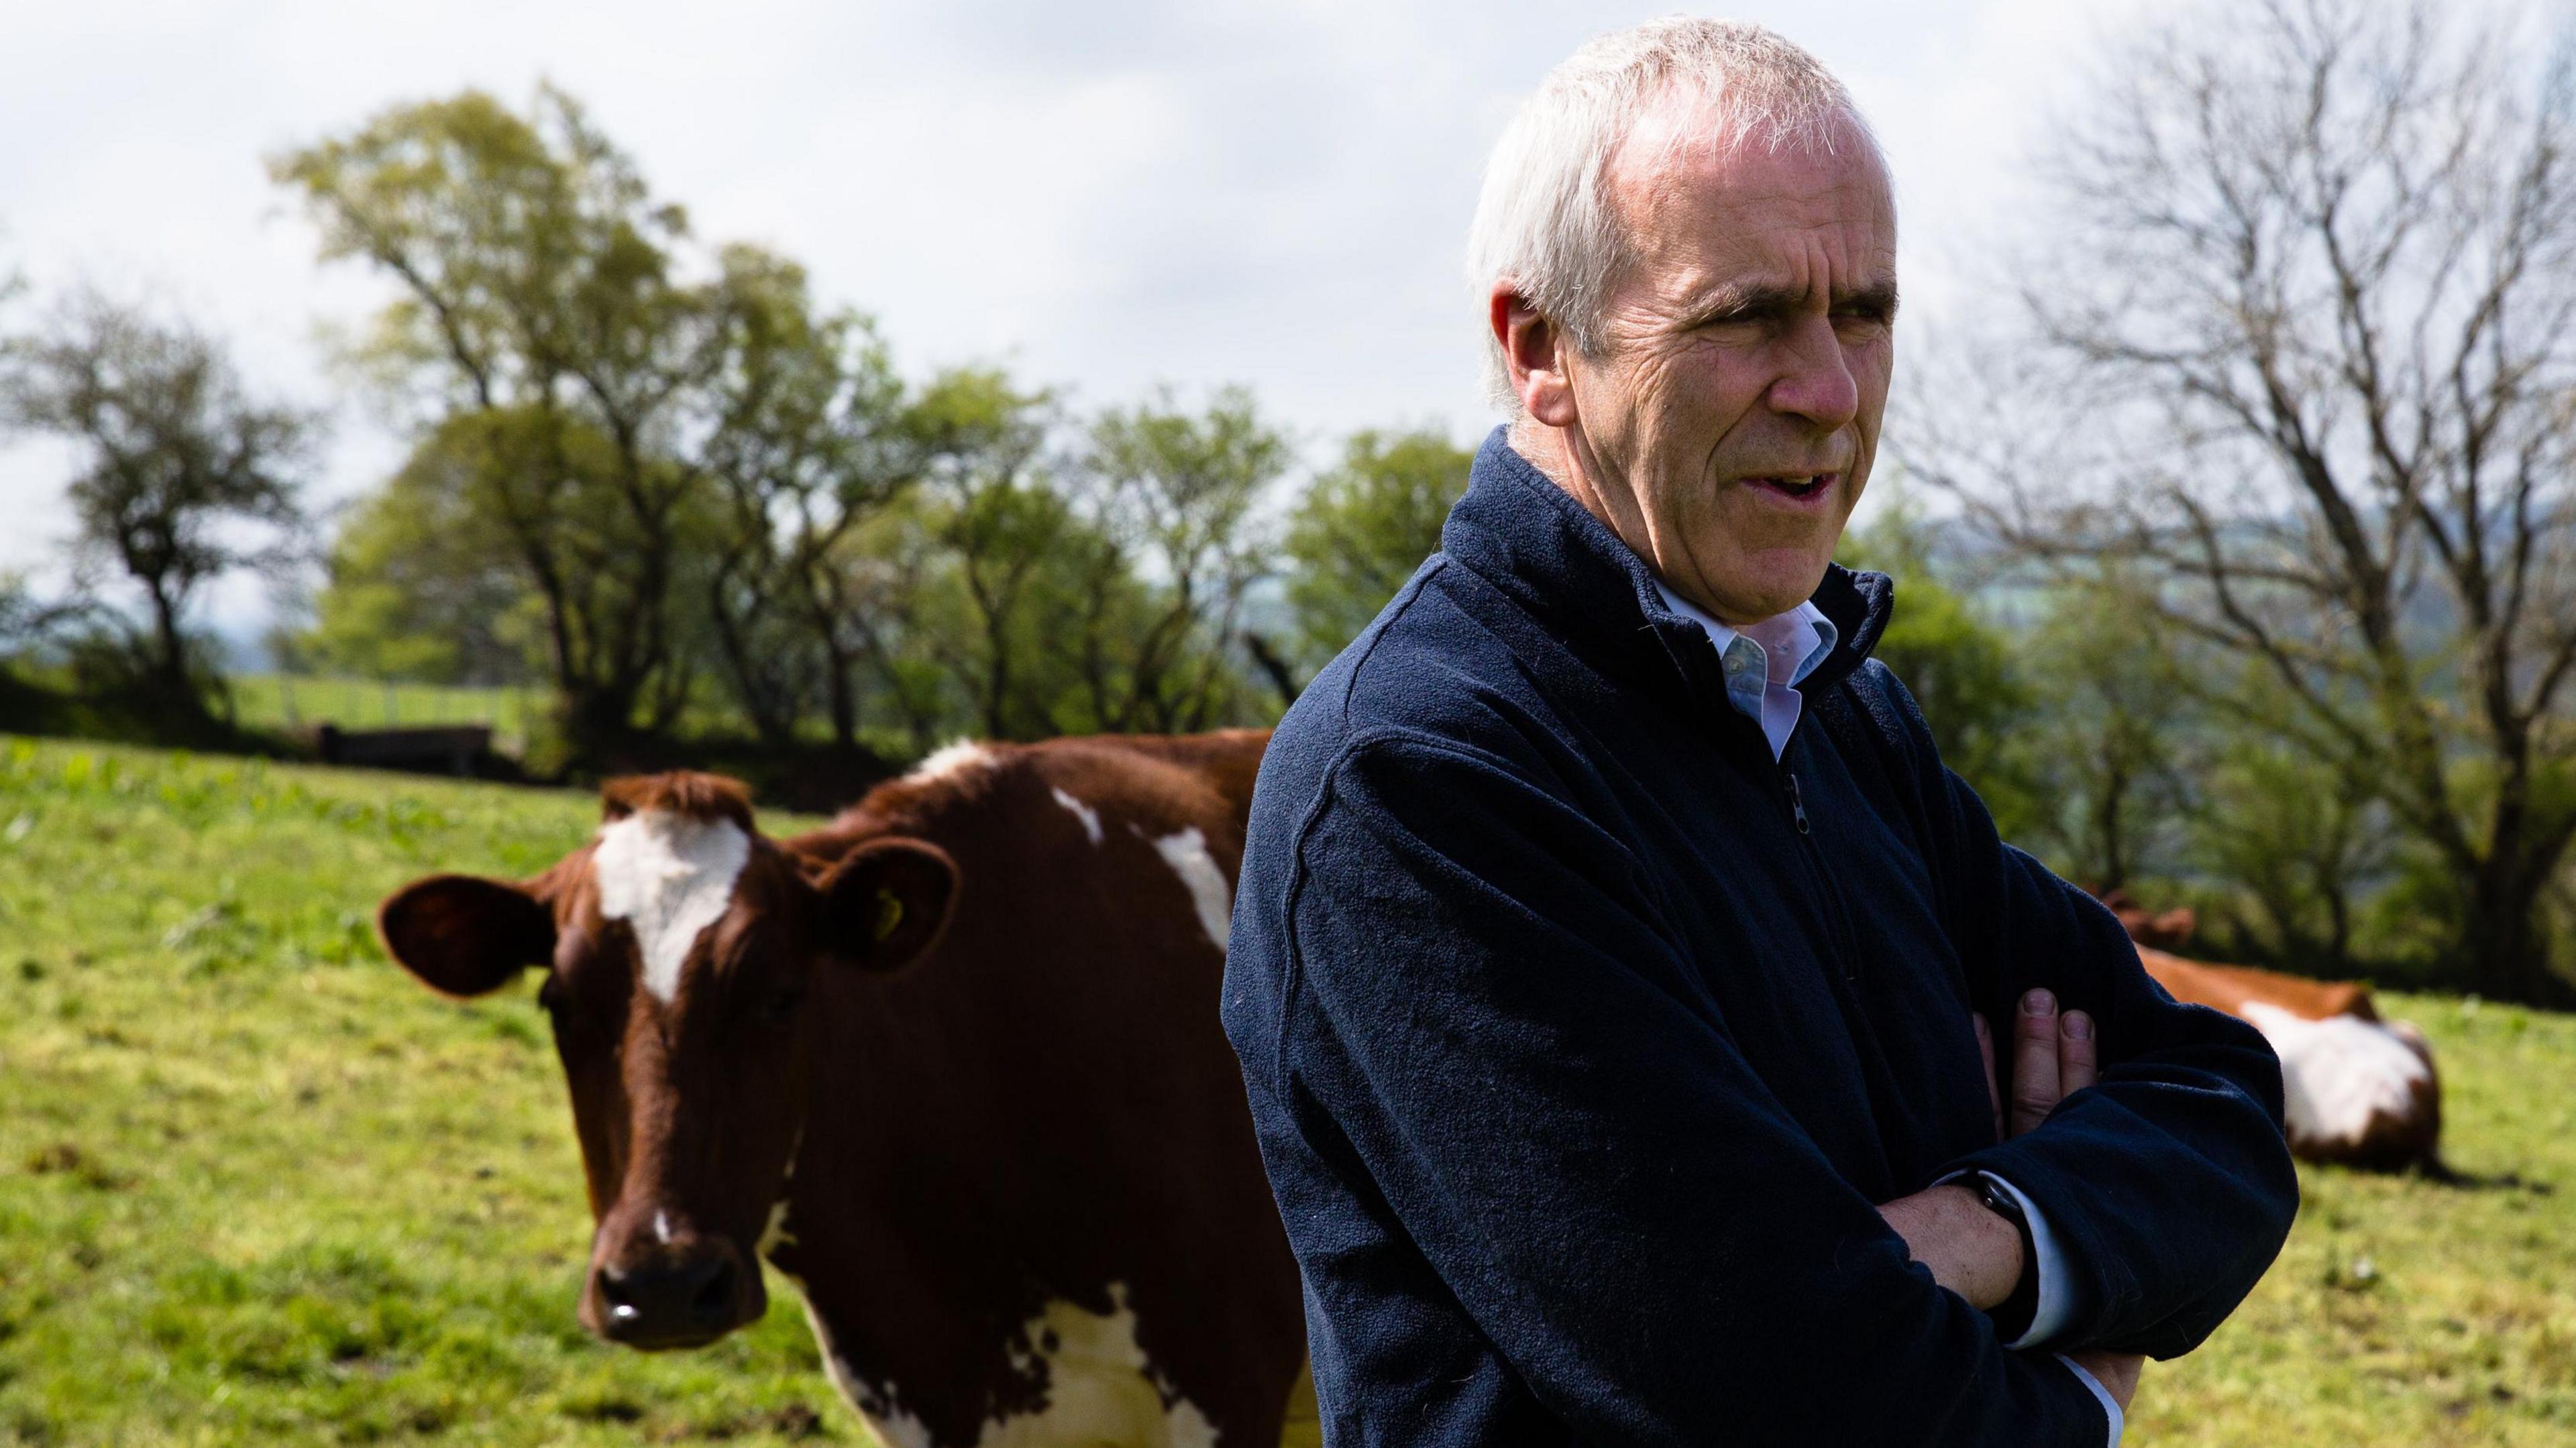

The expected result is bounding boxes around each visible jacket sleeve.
[1257,730,2116,1446]
[1866,664,2300,1357]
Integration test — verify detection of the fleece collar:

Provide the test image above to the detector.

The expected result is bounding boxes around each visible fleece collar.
[1437,426,1894,708]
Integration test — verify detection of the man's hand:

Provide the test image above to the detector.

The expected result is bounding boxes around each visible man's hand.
[1875,990,2098,1310]
[1986,988,2097,1141]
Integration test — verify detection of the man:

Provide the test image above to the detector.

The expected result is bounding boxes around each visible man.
[1220,18,2296,1447]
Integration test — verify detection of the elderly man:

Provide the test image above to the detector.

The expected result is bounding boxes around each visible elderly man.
[1220,19,2296,1447]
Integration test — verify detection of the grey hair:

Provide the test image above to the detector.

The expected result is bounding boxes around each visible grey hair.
[1466,17,1884,408]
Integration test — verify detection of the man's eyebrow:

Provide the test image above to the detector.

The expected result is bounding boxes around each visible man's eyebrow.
[1837,278,1900,317]
[1684,276,1900,325]
[1684,282,1804,325]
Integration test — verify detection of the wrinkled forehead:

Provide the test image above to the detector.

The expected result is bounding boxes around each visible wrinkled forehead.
[588,808,754,1003]
[1609,96,1894,270]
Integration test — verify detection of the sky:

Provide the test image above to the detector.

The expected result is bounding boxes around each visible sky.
[0,0,2151,641]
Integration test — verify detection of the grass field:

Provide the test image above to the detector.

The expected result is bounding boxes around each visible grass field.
[1,736,2571,1445]
[222,677,548,759]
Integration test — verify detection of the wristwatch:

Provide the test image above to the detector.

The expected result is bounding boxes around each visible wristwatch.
[1974,1174,2040,1343]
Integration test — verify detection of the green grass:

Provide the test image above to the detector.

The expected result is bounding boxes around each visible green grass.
[0,737,847,1446]
[0,735,2571,1444]
[222,676,549,759]
[2127,990,2576,1444]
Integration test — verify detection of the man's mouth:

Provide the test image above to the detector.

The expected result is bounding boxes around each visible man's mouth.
[1746,473,1837,502]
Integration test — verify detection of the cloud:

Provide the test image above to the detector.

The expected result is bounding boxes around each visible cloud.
[0,0,2147,634]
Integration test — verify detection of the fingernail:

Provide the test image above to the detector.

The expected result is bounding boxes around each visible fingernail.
[2063,1011,2092,1040]
[2023,989,2055,1016]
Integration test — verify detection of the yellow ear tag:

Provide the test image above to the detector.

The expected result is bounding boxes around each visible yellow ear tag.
[873,890,904,943]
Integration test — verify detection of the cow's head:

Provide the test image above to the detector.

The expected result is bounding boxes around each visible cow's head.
[374,772,957,1349]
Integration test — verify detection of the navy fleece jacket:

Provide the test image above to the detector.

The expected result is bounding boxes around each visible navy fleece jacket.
[1220,431,2298,1446]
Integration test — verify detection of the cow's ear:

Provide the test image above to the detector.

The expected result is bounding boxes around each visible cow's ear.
[378,874,557,998]
[818,839,958,972]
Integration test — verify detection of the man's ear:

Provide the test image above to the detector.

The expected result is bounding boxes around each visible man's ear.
[817,839,959,972]
[378,875,557,998]
[1492,285,1578,427]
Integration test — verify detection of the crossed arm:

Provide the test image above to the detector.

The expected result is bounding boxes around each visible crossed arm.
[1881,993,2145,1414]
[1248,734,2292,1444]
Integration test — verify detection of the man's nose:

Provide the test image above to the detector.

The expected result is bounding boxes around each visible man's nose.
[590,1239,747,1349]
[1764,317,1861,433]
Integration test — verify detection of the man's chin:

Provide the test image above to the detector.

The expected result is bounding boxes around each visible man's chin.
[1686,565,1833,625]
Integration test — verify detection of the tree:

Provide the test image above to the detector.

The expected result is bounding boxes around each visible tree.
[0,292,311,718]
[1073,386,1288,731]
[303,430,548,685]
[2189,724,2399,977]
[1282,428,1470,682]
[698,246,916,751]
[1921,0,2576,1001]
[274,87,727,760]
[1833,499,2043,841]
[900,368,1069,740]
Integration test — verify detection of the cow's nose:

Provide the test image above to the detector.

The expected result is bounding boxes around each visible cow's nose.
[594,1250,741,1349]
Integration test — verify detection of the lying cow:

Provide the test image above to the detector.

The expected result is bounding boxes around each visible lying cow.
[2128,944,2443,1174]
[376,732,1310,1448]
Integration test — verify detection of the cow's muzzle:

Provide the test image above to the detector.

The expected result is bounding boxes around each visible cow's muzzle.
[587,1239,758,1350]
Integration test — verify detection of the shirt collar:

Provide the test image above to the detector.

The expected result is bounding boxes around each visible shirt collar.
[1653,588,1841,689]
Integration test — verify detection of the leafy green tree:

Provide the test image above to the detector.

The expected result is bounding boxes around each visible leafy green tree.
[897,368,1069,740]
[303,430,547,685]
[1073,386,1287,731]
[1282,428,1470,681]
[699,245,916,750]
[1834,501,2041,840]
[2006,577,2196,895]
[0,292,311,720]
[274,87,727,759]
[2190,728,2397,977]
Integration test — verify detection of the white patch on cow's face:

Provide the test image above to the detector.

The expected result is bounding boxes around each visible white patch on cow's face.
[2239,1003,2433,1150]
[911,740,994,783]
[592,810,752,1004]
[791,1282,1217,1448]
[1051,786,1105,846]
[1150,827,1234,954]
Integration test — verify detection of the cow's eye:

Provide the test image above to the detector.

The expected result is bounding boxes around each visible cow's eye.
[536,975,566,1016]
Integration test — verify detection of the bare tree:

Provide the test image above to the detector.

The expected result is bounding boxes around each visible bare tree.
[1919,0,2576,1001]
[0,292,311,718]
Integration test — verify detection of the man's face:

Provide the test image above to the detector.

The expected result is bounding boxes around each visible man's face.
[1558,106,1896,624]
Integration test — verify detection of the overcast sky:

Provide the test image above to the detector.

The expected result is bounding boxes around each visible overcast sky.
[0,0,2150,636]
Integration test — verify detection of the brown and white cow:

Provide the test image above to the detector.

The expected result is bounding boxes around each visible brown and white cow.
[2099,905,2445,1172]
[376,731,1310,1448]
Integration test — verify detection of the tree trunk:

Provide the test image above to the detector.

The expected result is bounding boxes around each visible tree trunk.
[2464,853,2571,1007]
[139,573,203,718]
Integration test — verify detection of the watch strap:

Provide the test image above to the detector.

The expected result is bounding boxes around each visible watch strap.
[1976,1174,2041,1344]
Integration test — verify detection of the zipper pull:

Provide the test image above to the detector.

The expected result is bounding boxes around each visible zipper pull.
[1786,772,1811,835]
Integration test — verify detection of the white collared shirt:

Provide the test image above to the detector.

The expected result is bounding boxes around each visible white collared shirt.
[1653,588,1837,763]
